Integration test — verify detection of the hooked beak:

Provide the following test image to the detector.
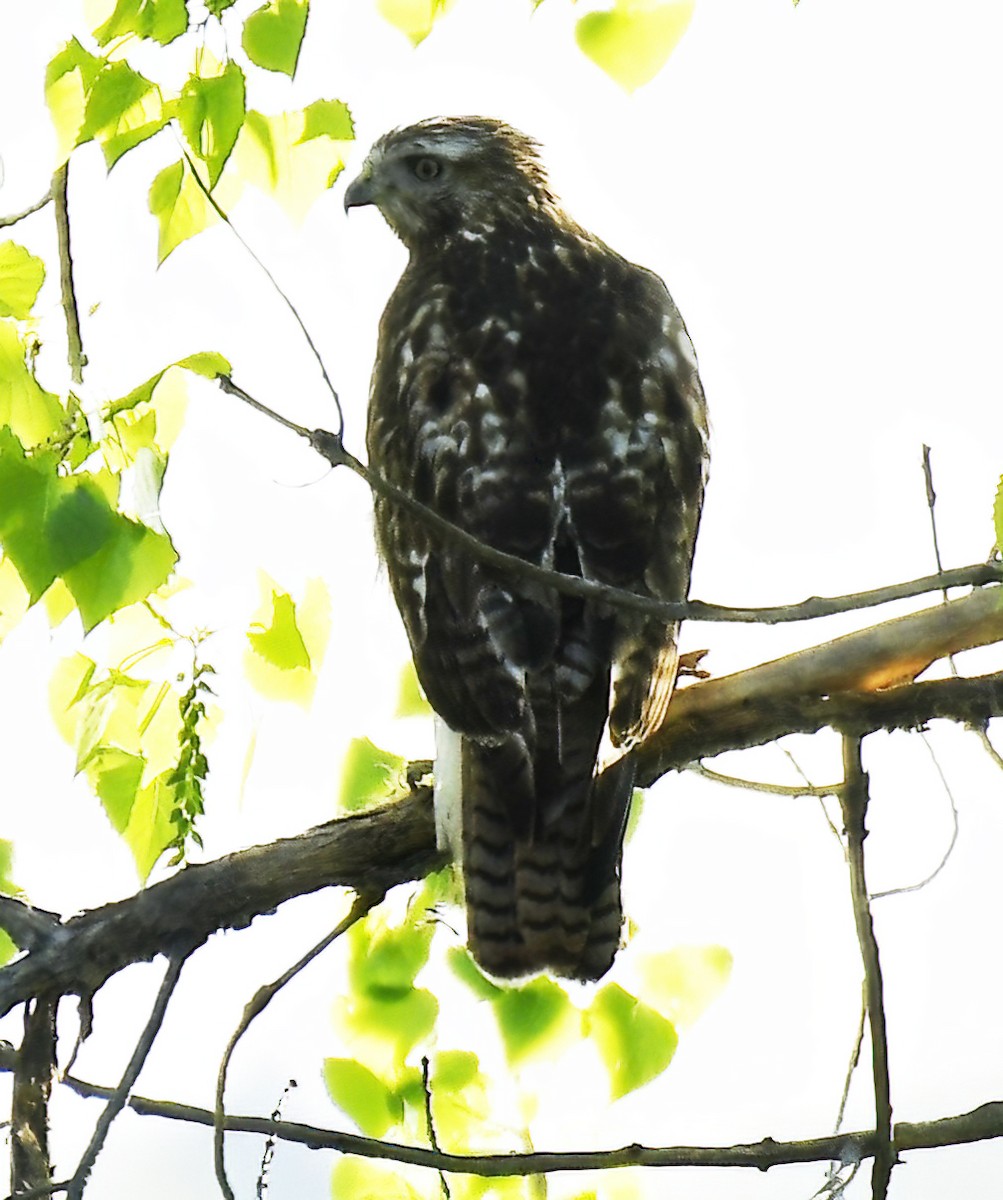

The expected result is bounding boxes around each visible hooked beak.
[343,172,376,213]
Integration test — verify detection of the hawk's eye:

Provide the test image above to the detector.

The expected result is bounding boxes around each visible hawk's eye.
[412,157,441,182]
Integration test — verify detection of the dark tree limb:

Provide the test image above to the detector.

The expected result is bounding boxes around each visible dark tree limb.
[839,736,895,1200]
[2,591,1002,1019]
[10,997,57,1197]
[0,793,441,1020]
[65,955,186,1200]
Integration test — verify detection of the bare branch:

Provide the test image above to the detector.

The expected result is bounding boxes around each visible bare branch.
[13,1057,1003,1179]
[686,762,840,798]
[181,156,346,438]
[51,164,85,386]
[421,1056,452,1199]
[839,736,895,1200]
[0,791,441,1020]
[65,954,186,1200]
[219,375,1003,628]
[870,733,959,900]
[0,192,52,229]
[213,892,383,1200]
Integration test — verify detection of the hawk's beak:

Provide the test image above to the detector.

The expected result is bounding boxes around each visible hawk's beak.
[344,173,376,213]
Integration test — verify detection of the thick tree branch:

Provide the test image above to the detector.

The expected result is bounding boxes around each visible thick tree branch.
[219,376,1003,627]
[1,593,1002,1016]
[0,793,441,1020]
[10,998,57,1197]
[638,586,1003,783]
[840,736,894,1199]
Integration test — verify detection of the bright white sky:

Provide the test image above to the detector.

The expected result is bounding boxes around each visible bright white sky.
[2,1,1003,1197]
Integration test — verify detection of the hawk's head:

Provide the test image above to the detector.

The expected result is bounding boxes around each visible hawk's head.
[344,117,556,248]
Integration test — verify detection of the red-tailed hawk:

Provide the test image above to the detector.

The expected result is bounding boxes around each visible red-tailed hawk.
[345,117,708,980]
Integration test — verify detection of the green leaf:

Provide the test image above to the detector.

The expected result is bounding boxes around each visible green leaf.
[149,158,217,263]
[298,98,354,143]
[377,0,452,45]
[586,982,677,1099]
[395,659,431,717]
[0,244,45,319]
[45,38,105,161]
[242,0,309,76]
[86,746,146,832]
[237,108,351,220]
[576,0,695,92]
[178,350,231,378]
[94,0,189,46]
[0,840,23,966]
[340,988,439,1065]
[247,590,311,669]
[339,737,405,811]
[83,61,168,168]
[349,916,434,994]
[323,1059,401,1136]
[0,429,177,625]
[432,1049,479,1092]
[178,62,246,187]
[637,944,732,1028]
[62,510,177,631]
[0,321,66,446]
[493,976,574,1064]
[447,946,504,1001]
[330,1158,424,1200]
[994,475,1003,554]
[207,0,238,12]
[124,770,177,879]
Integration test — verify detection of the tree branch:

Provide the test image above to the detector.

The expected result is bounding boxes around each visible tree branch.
[0,192,52,229]
[65,955,186,1200]
[219,376,1003,627]
[51,164,85,386]
[1,592,1002,1018]
[213,891,382,1200]
[839,737,894,1199]
[10,998,57,1197]
[6,1054,1003,1179]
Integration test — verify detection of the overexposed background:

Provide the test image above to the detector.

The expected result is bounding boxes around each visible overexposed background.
[1,0,1003,1196]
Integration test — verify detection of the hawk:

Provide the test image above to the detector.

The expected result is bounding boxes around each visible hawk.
[345,117,708,980]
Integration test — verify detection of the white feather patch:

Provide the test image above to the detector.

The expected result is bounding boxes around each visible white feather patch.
[433,717,463,858]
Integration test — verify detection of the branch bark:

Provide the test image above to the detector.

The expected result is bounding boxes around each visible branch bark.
[0,591,1000,1018]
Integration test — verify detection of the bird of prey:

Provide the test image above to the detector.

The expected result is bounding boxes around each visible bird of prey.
[345,117,708,980]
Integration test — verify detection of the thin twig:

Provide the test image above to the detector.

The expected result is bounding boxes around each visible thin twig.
[782,748,845,850]
[822,982,867,1196]
[0,192,52,229]
[870,732,960,900]
[50,164,85,386]
[64,954,186,1200]
[219,375,1003,628]
[180,149,345,437]
[421,1057,451,1199]
[922,445,948,601]
[213,890,382,1200]
[687,761,840,797]
[839,736,895,1200]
